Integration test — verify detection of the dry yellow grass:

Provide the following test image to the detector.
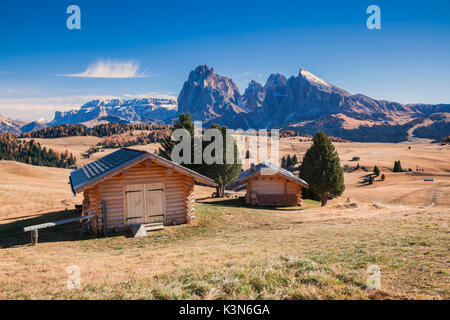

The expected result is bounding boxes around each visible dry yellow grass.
[25,136,103,166]
[0,161,82,222]
[0,137,449,299]
[26,135,161,167]
[0,199,448,299]
[239,138,450,208]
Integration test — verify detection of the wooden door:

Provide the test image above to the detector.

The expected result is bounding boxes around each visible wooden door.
[125,184,145,225]
[145,183,165,224]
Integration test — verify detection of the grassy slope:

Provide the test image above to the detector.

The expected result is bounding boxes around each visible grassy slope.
[0,199,448,300]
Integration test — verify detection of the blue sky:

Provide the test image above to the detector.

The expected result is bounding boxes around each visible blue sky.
[0,0,449,121]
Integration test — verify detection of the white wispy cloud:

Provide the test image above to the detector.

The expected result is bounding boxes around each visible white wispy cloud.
[0,87,38,96]
[62,59,148,78]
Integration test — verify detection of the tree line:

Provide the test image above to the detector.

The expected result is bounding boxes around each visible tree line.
[413,122,450,141]
[20,123,171,139]
[0,134,76,168]
[99,130,169,148]
[288,122,412,143]
[281,154,298,169]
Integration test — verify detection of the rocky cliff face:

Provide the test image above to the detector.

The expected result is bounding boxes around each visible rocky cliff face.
[177,65,248,127]
[176,66,439,129]
[246,68,417,128]
[241,80,265,113]
[178,66,448,129]
[174,65,449,141]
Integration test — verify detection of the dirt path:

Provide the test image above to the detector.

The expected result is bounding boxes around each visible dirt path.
[405,118,434,144]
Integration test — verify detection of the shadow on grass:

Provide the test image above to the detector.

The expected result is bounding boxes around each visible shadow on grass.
[0,209,99,249]
[199,197,317,211]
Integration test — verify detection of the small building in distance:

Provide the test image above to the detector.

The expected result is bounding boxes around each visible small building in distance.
[237,161,309,206]
[351,157,360,161]
[69,148,217,234]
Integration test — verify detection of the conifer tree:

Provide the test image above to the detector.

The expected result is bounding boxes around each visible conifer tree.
[299,131,345,206]
[158,114,241,197]
[373,165,380,176]
[281,156,286,169]
[393,160,403,172]
[286,154,292,168]
[201,124,241,197]
[158,113,195,162]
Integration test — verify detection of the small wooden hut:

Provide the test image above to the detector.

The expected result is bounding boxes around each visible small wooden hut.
[237,161,309,206]
[70,148,216,234]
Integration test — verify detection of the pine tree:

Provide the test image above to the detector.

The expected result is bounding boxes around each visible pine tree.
[373,165,380,176]
[157,115,241,197]
[393,160,403,172]
[299,131,345,206]
[292,154,298,165]
[158,113,195,162]
[201,124,242,197]
[286,154,292,168]
[281,156,286,169]
[381,174,386,181]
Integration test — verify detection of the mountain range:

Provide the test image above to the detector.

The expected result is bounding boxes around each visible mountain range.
[1,65,449,142]
[176,66,450,140]
[49,98,178,127]
[0,114,46,135]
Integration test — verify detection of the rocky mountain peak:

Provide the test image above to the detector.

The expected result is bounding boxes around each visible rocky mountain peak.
[295,68,350,96]
[177,65,243,124]
[298,68,331,88]
[242,80,265,112]
[264,73,287,90]
[188,64,215,83]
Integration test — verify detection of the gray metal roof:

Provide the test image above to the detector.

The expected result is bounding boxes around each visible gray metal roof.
[70,148,147,193]
[70,148,218,194]
[237,161,309,187]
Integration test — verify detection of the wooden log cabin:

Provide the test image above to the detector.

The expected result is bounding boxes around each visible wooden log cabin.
[237,161,309,206]
[69,148,217,234]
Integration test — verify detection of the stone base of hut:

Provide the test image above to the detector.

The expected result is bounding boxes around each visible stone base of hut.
[247,193,301,206]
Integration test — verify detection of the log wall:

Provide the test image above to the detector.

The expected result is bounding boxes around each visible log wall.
[82,161,194,233]
[245,174,303,206]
